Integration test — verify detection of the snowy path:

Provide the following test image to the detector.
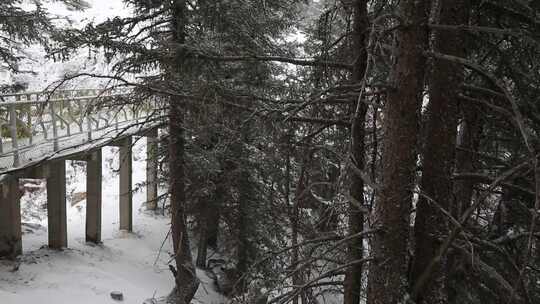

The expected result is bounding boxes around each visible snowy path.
[0,140,226,304]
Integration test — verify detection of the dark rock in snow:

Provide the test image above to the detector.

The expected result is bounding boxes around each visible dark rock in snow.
[111,291,124,301]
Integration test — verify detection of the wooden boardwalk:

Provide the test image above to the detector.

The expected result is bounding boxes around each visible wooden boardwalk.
[0,88,165,259]
[0,89,163,173]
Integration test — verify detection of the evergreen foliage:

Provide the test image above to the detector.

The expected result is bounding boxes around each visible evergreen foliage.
[10,0,540,303]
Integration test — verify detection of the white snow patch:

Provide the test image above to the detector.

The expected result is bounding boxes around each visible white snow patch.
[0,139,225,304]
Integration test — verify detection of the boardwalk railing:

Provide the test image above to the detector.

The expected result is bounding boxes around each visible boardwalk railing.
[0,88,160,170]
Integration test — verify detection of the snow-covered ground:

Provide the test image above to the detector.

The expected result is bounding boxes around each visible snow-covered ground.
[0,139,226,304]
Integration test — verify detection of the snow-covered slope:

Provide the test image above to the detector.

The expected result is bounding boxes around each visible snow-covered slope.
[0,139,226,304]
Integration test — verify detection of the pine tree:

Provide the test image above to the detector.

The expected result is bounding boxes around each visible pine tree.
[0,0,89,90]
[344,1,369,304]
[38,0,540,303]
[367,1,429,303]
[410,1,468,302]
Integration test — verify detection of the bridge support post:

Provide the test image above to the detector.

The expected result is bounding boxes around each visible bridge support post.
[119,137,132,231]
[0,175,22,259]
[146,129,159,211]
[86,149,102,243]
[45,160,67,249]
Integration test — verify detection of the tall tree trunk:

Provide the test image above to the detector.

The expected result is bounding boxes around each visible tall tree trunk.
[291,178,301,304]
[284,130,302,304]
[411,1,467,303]
[366,1,429,303]
[169,103,199,303]
[447,101,482,304]
[453,104,482,218]
[168,1,199,302]
[344,1,369,304]
[236,168,254,294]
[206,178,223,249]
[293,160,309,304]
[196,198,209,268]
[235,125,255,294]
[195,175,223,268]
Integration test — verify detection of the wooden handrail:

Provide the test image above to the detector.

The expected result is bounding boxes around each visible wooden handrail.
[0,92,130,106]
[0,87,166,170]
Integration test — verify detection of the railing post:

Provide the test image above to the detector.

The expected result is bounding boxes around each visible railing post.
[86,100,92,141]
[27,106,33,145]
[67,101,74,133]
[50,101,59,151]
[59,100,65,129]
[64,101,71,137]
[115,109,119,131]
[71,102,83,133]
[0,107,4,154]
[39,101,48,140]
[9,105,19,167]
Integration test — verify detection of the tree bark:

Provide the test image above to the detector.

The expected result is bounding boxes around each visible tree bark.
[196,198,209,268]
[169,102,199,304]
[453,104,482,218]
[235,124,256,294]
[168,1,199,303]
[293,160,309,304]
[236,168,253,293]
[207,179,223,249]
[411,1,467,303]
[344,1,369,304]
[447,30,482,304]
[195,175,223,268]
[366,1,429,303]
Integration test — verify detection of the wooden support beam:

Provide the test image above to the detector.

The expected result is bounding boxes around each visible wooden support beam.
[27,108,33,145]
[146,129,159,211]
[86,149,102,243]
[45,160,67,249]
[119,137,133,231]
[0,174,22,259]
[66,152,93,162]
[23,165,43,179]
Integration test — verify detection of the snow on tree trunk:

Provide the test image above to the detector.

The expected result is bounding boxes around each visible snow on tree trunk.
[168,1,199,303]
